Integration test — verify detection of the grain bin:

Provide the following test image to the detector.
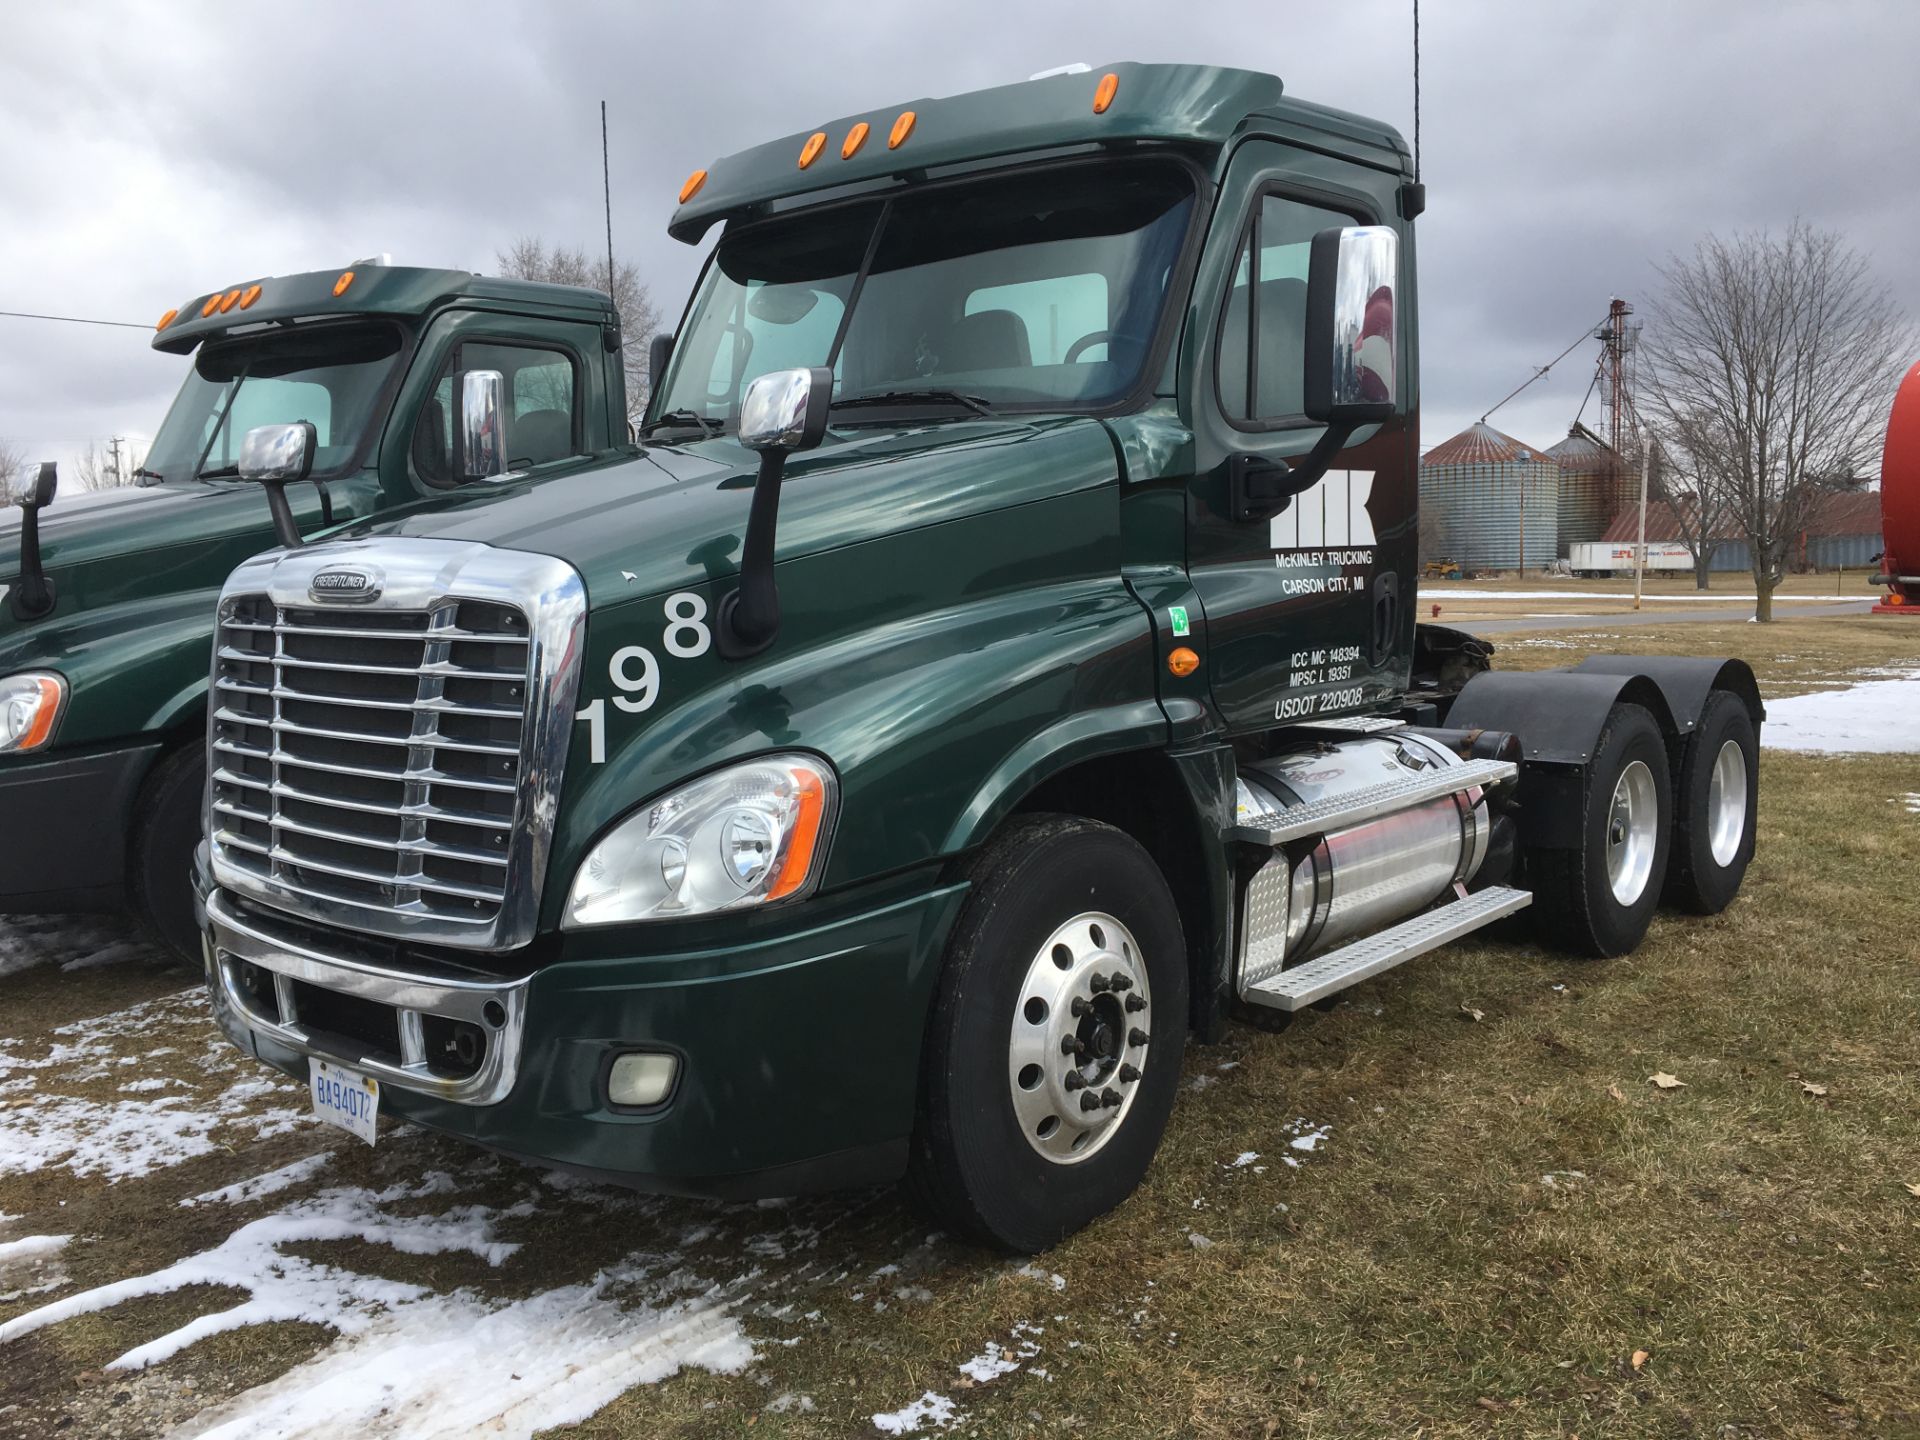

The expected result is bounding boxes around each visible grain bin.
[1419,423,1560,571]
[1545,421,1624,553]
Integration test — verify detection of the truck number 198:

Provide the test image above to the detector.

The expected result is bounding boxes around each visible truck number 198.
[573,592,712,765]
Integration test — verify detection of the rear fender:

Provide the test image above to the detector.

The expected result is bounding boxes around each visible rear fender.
[1446,668,1678,849]
[1573,655,1763,731]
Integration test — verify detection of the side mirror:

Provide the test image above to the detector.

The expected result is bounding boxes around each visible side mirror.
[647,333,675,393]
[1304,224,1398,424]
[6,462,58,621]
[717,367,834,659]
[6,460,57,511]
[239,422,316,549]
[239,421,316,483]
[738,366,833,453]
[461,369,507,480]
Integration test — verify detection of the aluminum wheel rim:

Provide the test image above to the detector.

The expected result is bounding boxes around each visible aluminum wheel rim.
[1008,911,1151,1165]
[1706,738,1748,867]
[1605,759,1659,906]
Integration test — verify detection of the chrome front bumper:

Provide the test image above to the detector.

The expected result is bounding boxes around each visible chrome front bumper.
[206,888,529,1105]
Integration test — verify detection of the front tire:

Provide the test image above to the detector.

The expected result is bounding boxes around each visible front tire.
[1664,690,1757,914]
[128,742,205,964]
[1528,702,1672,957]
[907,815,1187,1253]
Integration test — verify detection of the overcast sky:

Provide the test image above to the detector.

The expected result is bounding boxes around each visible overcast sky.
[3,0,1915,482]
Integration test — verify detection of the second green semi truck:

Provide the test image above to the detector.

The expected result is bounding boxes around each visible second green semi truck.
[0,263,632,955]
[194,63,1761,1251]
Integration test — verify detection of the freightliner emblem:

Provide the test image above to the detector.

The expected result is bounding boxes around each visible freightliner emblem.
[309,567,382,604]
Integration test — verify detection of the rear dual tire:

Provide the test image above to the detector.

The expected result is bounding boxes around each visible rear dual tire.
[1664,690,1757,914]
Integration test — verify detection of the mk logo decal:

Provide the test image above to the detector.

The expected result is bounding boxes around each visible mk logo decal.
[1269,469,1376,550]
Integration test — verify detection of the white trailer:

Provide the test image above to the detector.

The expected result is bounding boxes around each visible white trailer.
[1567,541,1694,577]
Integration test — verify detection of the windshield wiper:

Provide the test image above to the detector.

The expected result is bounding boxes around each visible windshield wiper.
[832,389,994,418]
[642,409,722,437]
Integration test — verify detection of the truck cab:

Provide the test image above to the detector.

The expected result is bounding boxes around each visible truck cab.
[198,65,1761,1252]
[0,264,630,955]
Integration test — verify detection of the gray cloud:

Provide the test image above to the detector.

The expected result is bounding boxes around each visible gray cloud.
[3,0,1915,476]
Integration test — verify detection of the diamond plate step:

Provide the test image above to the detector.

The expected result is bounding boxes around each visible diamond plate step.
[1240,885,1533,1012]
[1230,757,1516,846]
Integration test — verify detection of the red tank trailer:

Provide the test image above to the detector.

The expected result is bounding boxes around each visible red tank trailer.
[1875,360,1920,614]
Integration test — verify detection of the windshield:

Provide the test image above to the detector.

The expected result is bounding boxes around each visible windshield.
[141,324,403,482]
[651,158,1195,427]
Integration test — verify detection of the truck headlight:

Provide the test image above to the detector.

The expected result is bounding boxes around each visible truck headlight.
[0,673,65,754]
[563,753,837,927]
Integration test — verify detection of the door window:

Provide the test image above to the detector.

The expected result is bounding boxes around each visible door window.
[1217,193,1355,424]
[412,342,580,485]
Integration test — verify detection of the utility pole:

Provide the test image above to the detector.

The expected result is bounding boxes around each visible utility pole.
[1633,427,1650,610]
[107,435,125,488]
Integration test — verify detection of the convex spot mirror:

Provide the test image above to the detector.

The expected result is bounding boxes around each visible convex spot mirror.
[6,460,57,509]
[461,369,507,480]
[238,421,316,483]
[1304,225,1399,426]
[739,367,833,453]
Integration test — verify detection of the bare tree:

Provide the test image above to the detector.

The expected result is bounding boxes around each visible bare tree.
[1641,421,1733,590]
[495,239,662,429]
[1640,222,1908,620]
[0,439,26,500]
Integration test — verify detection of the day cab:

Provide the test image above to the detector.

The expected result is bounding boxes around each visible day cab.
[198,64,1761,1251]
[0,263,630,955]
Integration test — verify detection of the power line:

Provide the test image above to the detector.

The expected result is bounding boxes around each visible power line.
[0,308,149,331]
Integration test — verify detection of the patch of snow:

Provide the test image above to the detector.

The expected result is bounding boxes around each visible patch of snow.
[1430,588,1858,603]
[873,1391,961,1434]
[0,915,161,978]
[0,1233,71,1264]
[1187,1231,1215,1250]
[1896,793,1920,815]
[1285,1119,1332,1153]
[1762,668,1920,753]
[766,1391,816,1414]
[959,1343,1024,1383]
[1540,1170,1587,1188]
[1231,1151,1259,1168]
[180,1153,334,1208]
[1014,1261,1065,1291]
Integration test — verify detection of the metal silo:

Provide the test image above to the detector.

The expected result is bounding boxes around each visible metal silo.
[1418,423,1560,571]
[1545,422,1625,552]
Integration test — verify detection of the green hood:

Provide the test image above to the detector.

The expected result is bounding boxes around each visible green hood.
[339,416,1122,606]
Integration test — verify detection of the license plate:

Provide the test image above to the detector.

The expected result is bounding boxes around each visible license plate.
[308,1057,380,1145]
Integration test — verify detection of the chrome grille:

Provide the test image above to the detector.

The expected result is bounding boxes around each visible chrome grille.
[207,540,587,950]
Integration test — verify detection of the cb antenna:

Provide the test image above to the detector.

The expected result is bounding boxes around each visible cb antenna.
[1412,0,1421,182]
[601,100,617,304]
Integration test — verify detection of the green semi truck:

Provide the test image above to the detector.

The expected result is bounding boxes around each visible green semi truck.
[193,63,1761,1252]
[0,264,632,956]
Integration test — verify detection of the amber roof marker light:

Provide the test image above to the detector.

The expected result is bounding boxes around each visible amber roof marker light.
[841,121,870,159]
[199,294,222,318]
[155,308,178,331]
[678,169,708,204]
[239,284,262,309]
[1093,72,1119,113]
[217,287,243,313]
[332,270,355,297]
[798,131,827,168]
[888,110,916,149]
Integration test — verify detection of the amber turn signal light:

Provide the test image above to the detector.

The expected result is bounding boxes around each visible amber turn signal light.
[1093,72,1119,114]
[1168,646,1200,677]
[888,110,916,149]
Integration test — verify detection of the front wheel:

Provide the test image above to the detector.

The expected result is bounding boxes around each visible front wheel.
[129,742,206,964]
[906,815,1187,1252]
[1528,702,1672,957]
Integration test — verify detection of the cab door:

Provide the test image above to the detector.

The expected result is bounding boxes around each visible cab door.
[1182,139,1416,735]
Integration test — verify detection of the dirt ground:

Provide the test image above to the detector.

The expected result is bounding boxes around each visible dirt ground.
[2,614,1917,1439]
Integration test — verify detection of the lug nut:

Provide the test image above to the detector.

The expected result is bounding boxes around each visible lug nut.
[1119,1063,1141,1083]
[1064,1071,1087,1091]
[1060,1035,1085,1057]
[1110,973,1132,991]
[1080,1091,1102,1112]
[1070,997,1090,1018]
[1100,1087,1121,1108]
[1125,994,1147,1013]
[1088,974,1110,994]
[1129,1028,1150,1048]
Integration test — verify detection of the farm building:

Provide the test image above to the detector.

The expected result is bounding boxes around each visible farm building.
[1419,423,1560,571]
[1545,422,1627,552]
